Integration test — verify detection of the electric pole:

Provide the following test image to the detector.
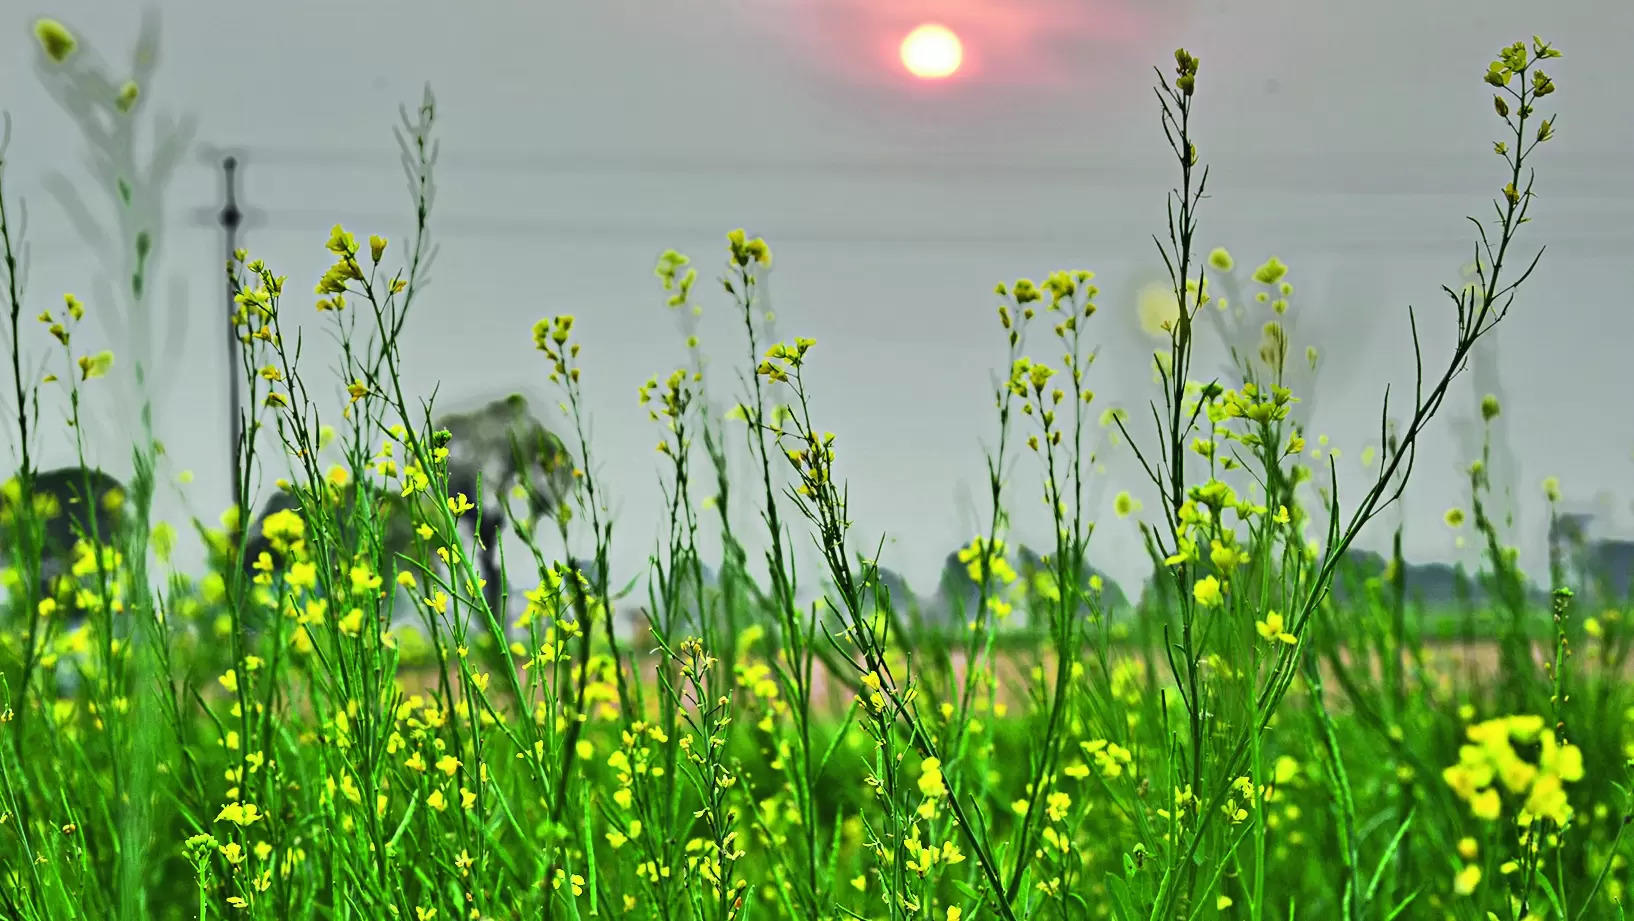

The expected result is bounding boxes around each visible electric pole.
[220,156,243,517]
[191,148,263,523]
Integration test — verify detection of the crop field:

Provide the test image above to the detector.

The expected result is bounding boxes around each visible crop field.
[2,18,1627,921]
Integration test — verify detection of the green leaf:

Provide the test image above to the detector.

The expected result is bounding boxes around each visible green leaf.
[816,699,861,780]
[1107,871,1140,921]
[1380,888,1420,920]
[1363,808,1415,905]
[385,794,419,851]
[581,783,598,917]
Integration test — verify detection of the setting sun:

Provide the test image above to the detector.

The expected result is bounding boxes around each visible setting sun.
[900,23,963,80]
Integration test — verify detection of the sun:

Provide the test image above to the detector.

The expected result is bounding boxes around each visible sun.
[900,24,963,80]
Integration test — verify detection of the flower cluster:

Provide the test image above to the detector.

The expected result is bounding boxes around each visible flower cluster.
[1442,714,1585,825]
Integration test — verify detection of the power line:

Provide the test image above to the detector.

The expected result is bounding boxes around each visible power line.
[171,205,1634,255]
[180,144,1634,197]
[19,145,1624,257]
[30,211,1627,256]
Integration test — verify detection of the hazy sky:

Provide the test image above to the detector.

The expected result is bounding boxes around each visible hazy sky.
[2,0,1632,601]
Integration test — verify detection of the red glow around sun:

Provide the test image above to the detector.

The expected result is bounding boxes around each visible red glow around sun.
[744,0,1165,93]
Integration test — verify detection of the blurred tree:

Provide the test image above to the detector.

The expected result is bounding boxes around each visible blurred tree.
[0,464,130,607]
[241,393,573,619]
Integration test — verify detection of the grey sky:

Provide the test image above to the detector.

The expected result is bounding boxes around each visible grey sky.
[2,0,1632,602]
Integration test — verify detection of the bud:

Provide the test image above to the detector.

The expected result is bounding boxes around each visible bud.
[33,19,77,63]
[116,81,140,113]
